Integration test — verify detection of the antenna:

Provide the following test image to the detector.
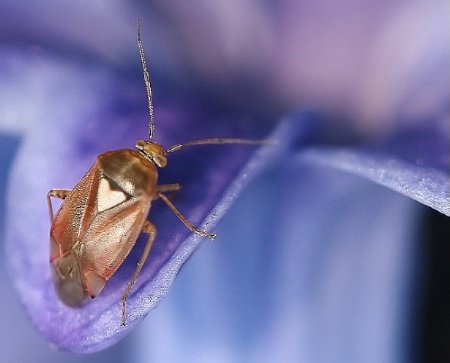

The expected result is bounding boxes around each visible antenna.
[136,18,155,141]
[166,138,277,153]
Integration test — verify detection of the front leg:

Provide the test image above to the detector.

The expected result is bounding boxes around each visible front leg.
[47,189,71,224]
[156,183,181,193]
[155,183,182,202]
[156,191,216,240]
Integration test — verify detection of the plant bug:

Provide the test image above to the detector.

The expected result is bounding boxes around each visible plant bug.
[47,19,273,325]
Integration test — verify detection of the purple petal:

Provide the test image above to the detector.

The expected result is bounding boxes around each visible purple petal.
[2,44,309,352]
[132,117,429,362]
[301,149,449,216]
[132,112,446,361]
[1,0,447,359]
[300,119,449,216]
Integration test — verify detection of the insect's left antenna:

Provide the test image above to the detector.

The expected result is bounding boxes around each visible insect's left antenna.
[136,18,155,141]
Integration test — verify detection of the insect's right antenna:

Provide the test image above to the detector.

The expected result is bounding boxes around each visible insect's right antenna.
[166,138,277,153]
[136,18,155,141]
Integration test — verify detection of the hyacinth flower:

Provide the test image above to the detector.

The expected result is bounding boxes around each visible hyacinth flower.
[0,1,448,362]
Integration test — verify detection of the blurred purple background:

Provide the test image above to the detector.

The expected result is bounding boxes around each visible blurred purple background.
[0,1,448,362]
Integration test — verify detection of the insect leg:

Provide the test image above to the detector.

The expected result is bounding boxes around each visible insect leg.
[47,189,71,224]
[156,183,182,201]
[157,191,216,240]
[121,220,157,326]
[156,183,181,193]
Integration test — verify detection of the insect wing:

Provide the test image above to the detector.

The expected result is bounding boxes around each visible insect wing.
[81,194,151,279]
[50,162,101,264]
[50,162,103,305]
[50,150,156,304]
[80,150,157,297]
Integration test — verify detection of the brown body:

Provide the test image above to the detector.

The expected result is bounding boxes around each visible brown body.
[48,141,218,324]
[50,149,157,306]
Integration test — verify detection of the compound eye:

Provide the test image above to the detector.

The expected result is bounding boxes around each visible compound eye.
[135,140,146,151]
[153,154,167,168]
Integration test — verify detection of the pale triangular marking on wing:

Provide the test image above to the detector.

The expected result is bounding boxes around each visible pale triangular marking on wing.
[97,178,127,212]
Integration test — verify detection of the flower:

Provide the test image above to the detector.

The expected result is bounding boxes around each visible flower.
[0,0,448,361]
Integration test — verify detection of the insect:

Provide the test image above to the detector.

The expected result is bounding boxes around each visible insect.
[47,19,271,325]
